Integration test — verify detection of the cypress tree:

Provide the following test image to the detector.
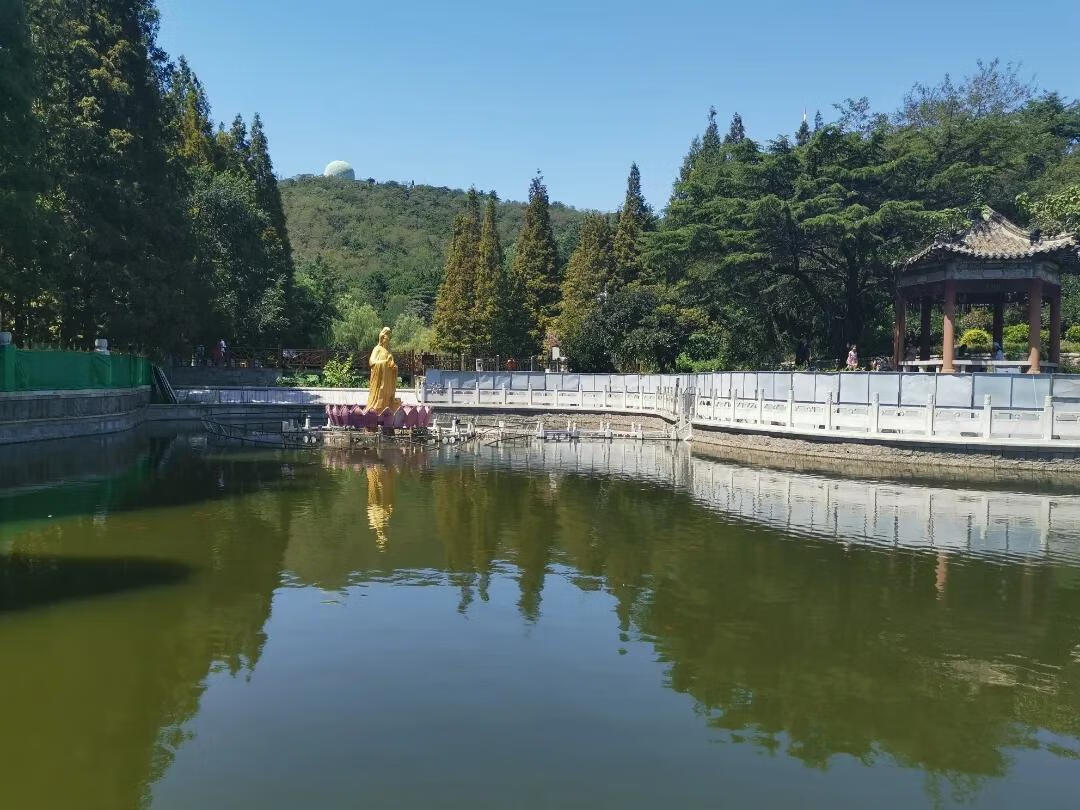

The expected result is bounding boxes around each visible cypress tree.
[433,189,481,353]
[510,174,559,353]
[559,213,614,358]
[725,112,746,144]
[814,110,824,131]
[474,193,505,353]
[613,163,652,285]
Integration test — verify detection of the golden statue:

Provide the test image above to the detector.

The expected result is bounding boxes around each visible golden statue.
[367,326,400,412]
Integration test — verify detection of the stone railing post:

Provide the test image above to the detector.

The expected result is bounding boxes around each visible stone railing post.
[553,382,559,409]
[475,379,481,405]
[786,389,795,427]
[870,392,880,434]
[1042,395,1055,441]
[527,383,534,406]
[449,386,455,405]
[578,382,583,409]
[502,384,508,405]
[925,393,936,436]
[729,388,736,422]
[711,392,719,422]
[419,380,427,404]
[825,392,834,431]
[603,386,609,409]
[982,394,993,438]
[757,389,764,424]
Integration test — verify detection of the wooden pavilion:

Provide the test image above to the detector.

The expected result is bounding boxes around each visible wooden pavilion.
[894,208,1079,373]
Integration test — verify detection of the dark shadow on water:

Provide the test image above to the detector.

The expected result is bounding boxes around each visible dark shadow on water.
[0,554,193,613]
[0,431,325,531]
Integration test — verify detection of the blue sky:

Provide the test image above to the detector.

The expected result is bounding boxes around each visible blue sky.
[157,0,1079,212]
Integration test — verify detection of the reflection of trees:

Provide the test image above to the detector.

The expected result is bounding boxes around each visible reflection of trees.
[419,456,1080,788]
[0,447,298,810]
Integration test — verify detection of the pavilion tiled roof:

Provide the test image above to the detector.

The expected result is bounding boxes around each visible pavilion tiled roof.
[904,207,1079,268]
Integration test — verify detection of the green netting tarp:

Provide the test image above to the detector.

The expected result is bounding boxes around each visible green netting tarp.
[0,348,151,392]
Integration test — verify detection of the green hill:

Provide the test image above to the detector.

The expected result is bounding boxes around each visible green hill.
[280,175,593,322]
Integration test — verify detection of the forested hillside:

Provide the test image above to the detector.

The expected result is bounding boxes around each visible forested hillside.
[280,176,589,325]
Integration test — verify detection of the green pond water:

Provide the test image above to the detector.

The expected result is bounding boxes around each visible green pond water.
[2,432,1080,809]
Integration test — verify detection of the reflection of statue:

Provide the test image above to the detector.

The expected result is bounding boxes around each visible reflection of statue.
[368,326,400,413]
[366,463,395,550]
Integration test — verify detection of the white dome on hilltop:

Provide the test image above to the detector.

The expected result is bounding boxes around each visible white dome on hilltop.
[324,160,355,180]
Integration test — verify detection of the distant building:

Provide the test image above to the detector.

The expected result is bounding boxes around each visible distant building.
[323,160,355,180]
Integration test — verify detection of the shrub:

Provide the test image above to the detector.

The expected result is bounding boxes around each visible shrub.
[1066,325,1080,343]
[321,355,362,387]
[1002,323,1029,344]
[960,307,992,332]
[959,328,991,351]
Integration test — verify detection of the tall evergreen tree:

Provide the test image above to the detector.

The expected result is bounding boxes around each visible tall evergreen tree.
[0,0,41,333]
[813,110,824,131]
[724,112,746,143]
[28,0,194,349]
[433,189,481,353]
[613,163,652,284]
[248,113,290,247]
[559,213,615,368]
[702,106,721,152]
[509,174,559,353]
[219,114,249,173]
[474,193,505,353]
[796,115,812,147]
[167,56,216,168]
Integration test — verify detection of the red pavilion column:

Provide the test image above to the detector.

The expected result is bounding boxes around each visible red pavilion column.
[1028,277,1043,374]
[942,280,957,374]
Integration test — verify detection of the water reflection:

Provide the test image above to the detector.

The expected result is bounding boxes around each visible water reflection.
[1,437,1079,808]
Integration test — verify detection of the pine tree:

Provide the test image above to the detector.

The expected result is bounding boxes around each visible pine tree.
[559,213,614,362]
[433,189,481,353]
[613,163,652,285]
[474,193,505,353]
[796,116,812,147]
[725,112,746,144]
[509,174,559,353]
[814,110,824,131]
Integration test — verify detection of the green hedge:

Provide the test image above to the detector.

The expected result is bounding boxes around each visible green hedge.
[0,347,150,392]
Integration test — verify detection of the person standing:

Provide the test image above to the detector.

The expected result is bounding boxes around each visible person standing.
[846,345,859,370]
